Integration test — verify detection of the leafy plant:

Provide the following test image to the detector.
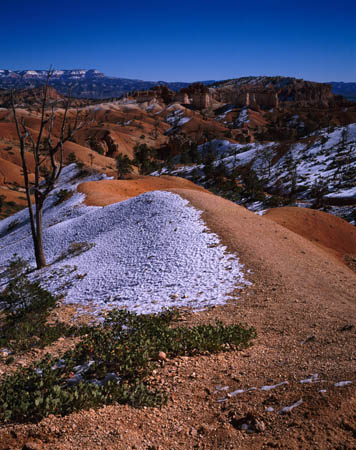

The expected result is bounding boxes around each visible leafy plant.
[4,253,30,280]
[0,309,256,424]
[7,219,19,232]
[0,194,5,212]
[56,242,95,262]
[1,275,56,320]
[0,256,82,353]
[65,152,77,165]
[115,153,134,179]
[54,189,72,206]
[133,144,158,175]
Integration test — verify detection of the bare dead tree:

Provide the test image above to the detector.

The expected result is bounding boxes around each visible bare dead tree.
[11,69,88,269]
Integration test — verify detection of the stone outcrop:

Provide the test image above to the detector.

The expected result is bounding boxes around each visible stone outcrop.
[175,92,190,104]
[132,86,175,104]
[175,83,213,109]
[217,88,279,109]
[173,77,345,111]
[191,92,211,108]
[213,77,345,110]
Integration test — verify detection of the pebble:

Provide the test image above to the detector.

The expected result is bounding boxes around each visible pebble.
[22,441,43,450]
[157,351,167,361]
[255,419,266,432]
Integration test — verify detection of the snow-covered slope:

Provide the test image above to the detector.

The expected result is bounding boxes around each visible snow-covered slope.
[0,165,250,317]
[261,125,356,198]
[162,124,356,222]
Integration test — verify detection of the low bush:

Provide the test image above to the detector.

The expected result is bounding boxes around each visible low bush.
[7,219,19,232]
[54,189,72,206]
[0,308,256,423]
[56,241,95,262]
[1,275,55,320]
[0,257,83,353]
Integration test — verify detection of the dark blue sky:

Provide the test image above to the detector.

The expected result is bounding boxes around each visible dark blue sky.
[1,0,355,82]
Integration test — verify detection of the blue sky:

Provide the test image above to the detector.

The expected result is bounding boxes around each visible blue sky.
[1,0,355,82]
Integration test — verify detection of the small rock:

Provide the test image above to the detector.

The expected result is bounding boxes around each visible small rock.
[340,324,354,332]
[22,441,43,450]
[301,335,315,345]
[157,351,167,361]
[255,419,266,432]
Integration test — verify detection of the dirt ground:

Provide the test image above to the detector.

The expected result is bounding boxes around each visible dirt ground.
[0,188,355,449]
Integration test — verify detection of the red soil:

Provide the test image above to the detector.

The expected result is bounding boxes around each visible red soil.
[265,206,356,268]
[78,176,208,206]
[1,186,355,449]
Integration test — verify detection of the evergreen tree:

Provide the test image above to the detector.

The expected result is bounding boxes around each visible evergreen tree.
[66,152,77,165]
[116,153,134,179]
[0,194,5,212]
[133,144,157,175]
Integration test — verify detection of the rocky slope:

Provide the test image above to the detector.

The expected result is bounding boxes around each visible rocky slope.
[0,170,355,449]
[167,124,356,225]
[0,78,355,225]
[0,71,356,449]
[1,70,354,103]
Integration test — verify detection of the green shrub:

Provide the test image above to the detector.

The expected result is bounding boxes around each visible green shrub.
[7,219,19,232]
[0,257,82,353]
[4,253,30,280]
[65,152,77,165]
[55,242,95,262]
[0,195,5,212]
[0,309,256,424]
[54,189,72,206]
[1,275,54,320]
[115,153,134,179]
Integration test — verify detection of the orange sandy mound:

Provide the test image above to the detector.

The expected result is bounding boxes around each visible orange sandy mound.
[63,141,115,169]
[0,122,38,141]
[264,206,356,263]
[0,157,35,186]
[170,189,356,292]
[0,145,36,173]
[0,186,29,205]
[77,176,208,206]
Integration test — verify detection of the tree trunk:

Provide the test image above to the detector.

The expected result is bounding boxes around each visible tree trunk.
[12,70,87,271]
[34,203,46,268]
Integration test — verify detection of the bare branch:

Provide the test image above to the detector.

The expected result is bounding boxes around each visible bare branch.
[11,67,94,269]
[11,91,37,257]
[35,69,54,156]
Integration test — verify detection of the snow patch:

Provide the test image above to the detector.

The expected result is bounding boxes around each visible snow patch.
[0,166,251,318]
[278,399,303,414]
[334,381,352,387]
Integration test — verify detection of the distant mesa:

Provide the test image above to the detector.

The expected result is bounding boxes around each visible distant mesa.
[130,77,348,111]
[0,68,104,79]
[0,69,353,106]
[0,69,192,99]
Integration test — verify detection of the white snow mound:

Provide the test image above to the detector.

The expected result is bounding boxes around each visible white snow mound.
[0,166,250,317]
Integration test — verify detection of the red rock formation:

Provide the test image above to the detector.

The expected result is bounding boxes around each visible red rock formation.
[191,92,211,109]
[176,83,213,109]
[213,77,346,109]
